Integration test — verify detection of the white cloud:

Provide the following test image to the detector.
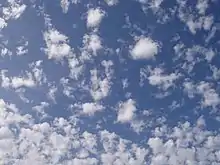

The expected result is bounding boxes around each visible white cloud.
[60,77,75,98]
[32,102,49,119]
[60,0,70,13]
[197,81,220,109]
[203,15,213,31]
[183,81,220,109]
[185,45,215,63]
[101,60,114,79]
[149,0,164,8]
[90,69,111,101]
[130,37,159,60]
[16,40,28,56]
[196,0,209,15]
[29,60,47,85]
[0,70,36,89]
[11,76,35,88]
[146,118,220,165]
[87,8,105,28]
[1,97,220,164]
[47,85,57,103]
[0,18,7,29]
[117,99,136,123]
[105,0,119,6]
[143,67,180,90]
[83,33,102,56]
[3,2,26,20]
[43,28,71,61]
[177,0,213,35]
[210,65,220,80]
[68,56,84,80]
[82,102,104,116]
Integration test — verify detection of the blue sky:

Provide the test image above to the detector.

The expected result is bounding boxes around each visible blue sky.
[1,0,220,164]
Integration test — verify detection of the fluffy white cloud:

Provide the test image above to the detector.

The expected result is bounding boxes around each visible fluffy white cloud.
[1,97,220,164]
[117,99,136,123]
[43,28,71,60]
[11,76,35,88]
[87,8,105,28]
[0,70,36,89]
[130,37,159,60]
[3,1,26,20]
[82,102,104,116]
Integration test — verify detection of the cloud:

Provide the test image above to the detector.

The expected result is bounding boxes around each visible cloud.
[16,40,28,56]
[197,81,220,109]
[0,70,36,89]
[196,0,209,15]
[11,76,35,89]
[0,18,7,29]
[1,0,220,164]
[47,85,58,103]
[43,28,71,61]
[82,33,102,56]
[130,37,159,60]
[177,0,213,35]
[82,102,104,116]
[117,99,136,123]
[87,8,105,28]
[60,0,70,13]
[68,56,84,80]
[104,0,119,6]
[141,67,180,90]
[90,69,111,101]
[32,102,50,119]
[29,60,47,85]
[184,80,220,110]
[2,1,26,20]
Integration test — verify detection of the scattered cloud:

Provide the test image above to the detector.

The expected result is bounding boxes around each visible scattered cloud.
[117,99,136,123]
[60,0,70,13]
[82,102,104,116]
[141,67,180,90]
[130,37,159,60]
[104,0,119,6]
[82,33,102,56]
[2,1,26,20]
[86,8,105,28]
[90,69,111,101]
[0,18,7,29]
[0,70,36,89]
[43,28,71,61]
[0,0,220,164]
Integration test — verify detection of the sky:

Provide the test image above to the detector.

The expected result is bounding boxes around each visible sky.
[0,0,220,164]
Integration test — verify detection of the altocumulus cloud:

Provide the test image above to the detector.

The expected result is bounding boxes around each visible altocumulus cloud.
[0,0,220,164]
[130,37,159,60]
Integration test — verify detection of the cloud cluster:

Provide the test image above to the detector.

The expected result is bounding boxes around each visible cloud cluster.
[0,0,220,164]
